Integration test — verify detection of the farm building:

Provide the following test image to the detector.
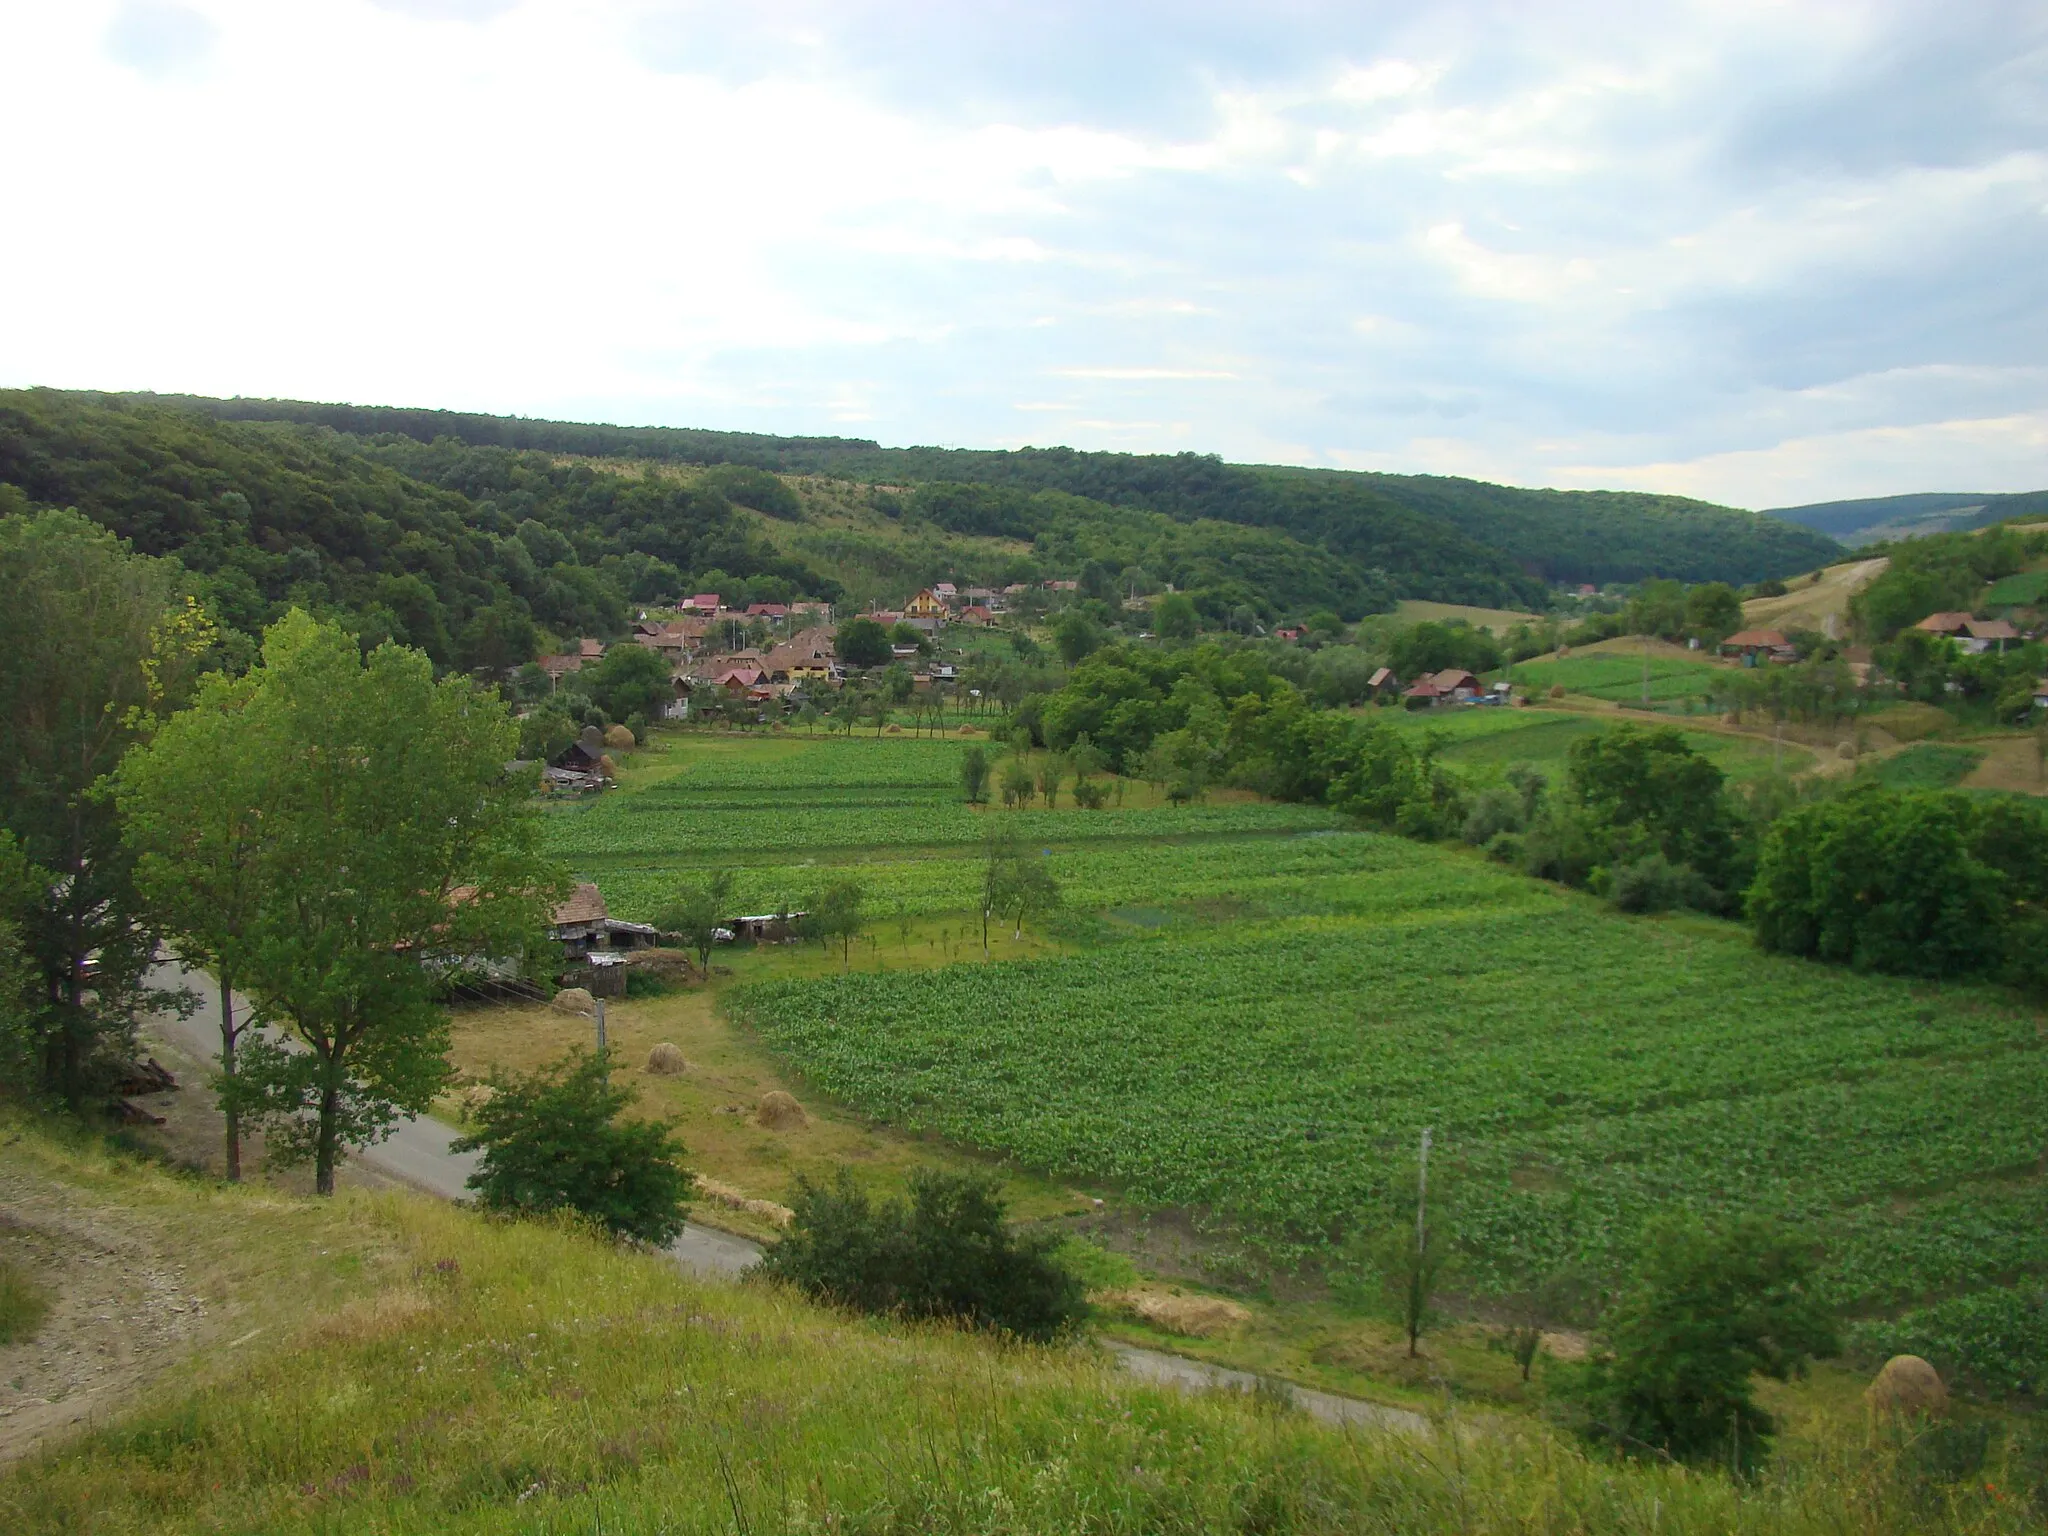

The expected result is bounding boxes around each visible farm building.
[550,883,660,960]
[1430,669,1486,699]
[1402,679,1445,708]
[1720,628,1794,664]
[1367,666,1400,698]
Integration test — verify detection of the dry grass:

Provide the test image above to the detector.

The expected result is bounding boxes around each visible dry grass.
[1959,734,2048,795]
[1741,557,1890,636]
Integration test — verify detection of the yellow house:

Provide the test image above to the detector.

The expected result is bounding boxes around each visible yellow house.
[904,589,948,622]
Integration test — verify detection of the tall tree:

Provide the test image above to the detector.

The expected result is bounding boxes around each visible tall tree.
[657,868,735,982]
[116,673,271,1178]
[0,510,205,1105]
[227,612,562,1194]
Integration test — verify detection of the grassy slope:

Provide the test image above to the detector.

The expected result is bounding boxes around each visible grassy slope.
[2,1120,2037,1536]
[1741,558,1892,634]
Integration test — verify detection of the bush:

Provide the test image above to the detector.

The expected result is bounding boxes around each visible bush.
[1610,854,1716,914]
[452,1048,692,1246]
[760,1167,1086,1341]
[1569,1213,1838,1472]
[1461,785,1525,846]
[0,1257,51,1344]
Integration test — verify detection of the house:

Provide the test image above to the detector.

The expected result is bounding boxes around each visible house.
[714,666,766,694]
[1959,618,2020,655]
[891,643,923,660]
[1914,612,1972,637]
[549,883,660,960]
[682,593,721,613]
[730,912,806,943]
[745,602,790,621]
[549,738,606,774]
[577,637,606,661]
[904,589,948,622]
[1367,666,1400,698]
[538,652,584,684]
[1576,583,1598,598]
[1043,579,1080,593]
[956,605,996,627]
[868,609,904,627]
[1720,628,1793,664]
[1402,680,1445,708]
[933,582,958,602]
[1274,626,1304,642]
[1430,669,1485,699]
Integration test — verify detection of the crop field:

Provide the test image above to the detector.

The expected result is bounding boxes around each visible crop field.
[1510,651,1725,710]
[735,900,2048,1385]
[1866,743,1986,790]
[565,730,2046,1392]
[1376,706,1810,780]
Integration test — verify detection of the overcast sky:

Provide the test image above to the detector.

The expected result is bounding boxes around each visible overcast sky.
[3,1,2045,508]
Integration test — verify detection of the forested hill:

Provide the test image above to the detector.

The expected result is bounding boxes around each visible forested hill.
[1766,489,2048,546]
[122,391,1841,594]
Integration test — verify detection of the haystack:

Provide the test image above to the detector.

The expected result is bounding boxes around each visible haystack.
[645,1042,688,1075]
[553,986,596,1014]
[755,1090,808,1129]
[603,723,636,751]
[884,723,902,735]
[958,725,979,736]
[1865,1355,1947,1418]
[456,1084,497,1118]
[1100,1287,1251,1338]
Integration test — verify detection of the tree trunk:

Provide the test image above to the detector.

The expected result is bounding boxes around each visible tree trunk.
[314,1066,342,1196]
[220,974,241,1182]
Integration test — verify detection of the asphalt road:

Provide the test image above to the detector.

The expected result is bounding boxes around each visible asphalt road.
[143,961,763,1278]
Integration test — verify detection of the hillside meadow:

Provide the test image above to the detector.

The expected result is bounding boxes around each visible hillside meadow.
[2,1119,2039,1536]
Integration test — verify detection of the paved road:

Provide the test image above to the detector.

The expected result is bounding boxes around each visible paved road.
[143,961,763,1277]
[144,962,1420,1431]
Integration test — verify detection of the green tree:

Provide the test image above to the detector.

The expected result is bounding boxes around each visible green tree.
[453,1047,691,1246]
[1002,855,1061,941]
[959,743,990,805]
[835,616,891,669]
[225,612,563,1194]
[806,878,867,970]
[1155,592,1198,641]
[1575,1213,1838,1471]
[1683,582,1743,644]
[115,672,273,1179]
[1053,610,1103,665]
[657,869,736,981]
[580,642,672,724]
[1567,724,1735,893]
[0,511,207,1106]
[1036,753,1065,809]
[1000,758,1035,810]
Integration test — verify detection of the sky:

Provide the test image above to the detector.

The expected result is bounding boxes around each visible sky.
[2,1,2045,510]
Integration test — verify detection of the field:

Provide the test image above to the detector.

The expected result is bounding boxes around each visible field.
[1740,556,1890,634]
[1373,704,1813,781]
[1392,598,1544,634]
[1509,647,1728,712]
[541,729,2044,1396]
[1865,743,1986,790]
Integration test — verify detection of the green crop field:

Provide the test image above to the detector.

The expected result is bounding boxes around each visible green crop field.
[564,729,2047,1394]
[1866,743,1986,790]
[1376,705,1810,780]
[1511,651,1726,711]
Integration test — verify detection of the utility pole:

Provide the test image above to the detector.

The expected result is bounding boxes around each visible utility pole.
[1416,1125,1432,1261]
[1641,632,1652,709]
[594,994,608,1056]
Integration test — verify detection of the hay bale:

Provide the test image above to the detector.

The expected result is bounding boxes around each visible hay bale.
[553,986,596,1014]
[883,723,902,735]
[604,723,636,751]
[645,1042,688,1075]
[1548,683,1566,700]
[755,1090,808,1129]
[597,753,619,779]
[696,1176,795,1227]
[1837,738,1858,760]
[1100,1287,1251,1338]
[1866,1355,1948,1418]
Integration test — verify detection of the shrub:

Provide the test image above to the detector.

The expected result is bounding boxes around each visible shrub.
[0,1257,51,1344]
[1610,853,1716,914]
[1071,777,1109,809]
[1569,1212,1837,1472]
[452,1048,692,1246]
[1461,785,1524,846]
[760,1167,1086,1341]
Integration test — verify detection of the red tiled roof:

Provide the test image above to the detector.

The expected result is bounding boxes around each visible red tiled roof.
[1722,629,1789,648]
[552,882,608,926]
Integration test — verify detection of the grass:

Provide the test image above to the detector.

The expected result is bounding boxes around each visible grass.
[1983,568,2048,606]
[1374,705,1810,781]
[1510,649,1727,712]
[1392,598,1544,633]
[4,1120,2040,1535]
[1865,743,1986,790]
[0,1259,50,1345]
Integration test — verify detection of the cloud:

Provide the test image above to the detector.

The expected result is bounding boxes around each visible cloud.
[103,1,217,77]
[3,1,2044,507]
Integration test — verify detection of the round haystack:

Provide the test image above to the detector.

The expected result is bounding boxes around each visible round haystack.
[553,986,596,1015]
[646,1042,688,1075]
[1837,739,1857,760]
[1548,683,1566,700]
[604,723,636,751]
[597,753,619,779]
[884,723,903,735]
[1865,1355,1948,1418]
[958,724,979,736]
[755,1090,808,1129]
